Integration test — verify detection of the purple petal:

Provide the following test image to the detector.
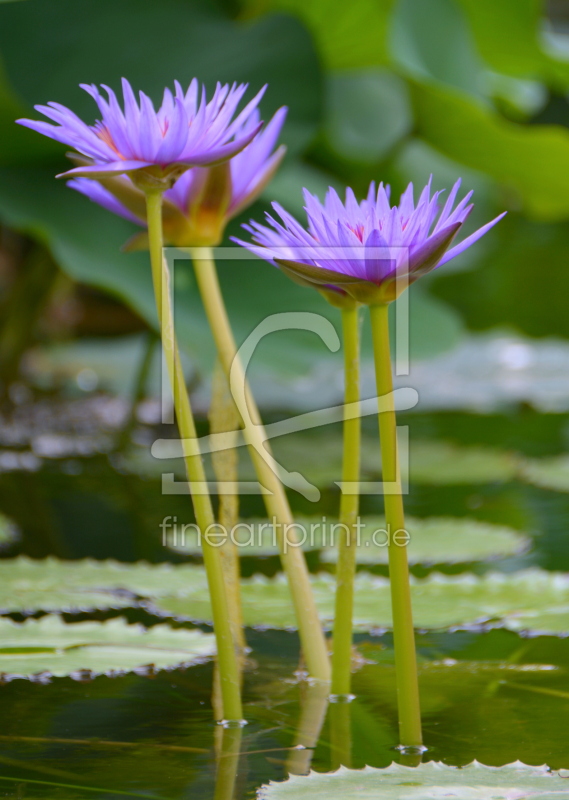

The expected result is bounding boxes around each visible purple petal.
[364,228,393,283]
[68,178,145,225]
[155,96,189,164]
[56,159,154,178]
[408,222,462,276]
[184,122,263,166]
[438,212,507,267]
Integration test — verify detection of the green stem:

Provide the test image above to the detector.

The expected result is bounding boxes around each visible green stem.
[144,189,242,722]
[213,725,243,800]
[331,305,361,697]
[209,360,246,657]
[369,303,422,749]
[190,246,330,683]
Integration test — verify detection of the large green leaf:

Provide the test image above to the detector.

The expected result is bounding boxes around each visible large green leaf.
[261,0,396,69]
[148,569,569,634]
[456,0,569,86]
[408,78,569,220]
[391,0,485,96]
[258,761,569,800]
[169,515,528,565]
[0,616,215,679]
[324,70,412,163]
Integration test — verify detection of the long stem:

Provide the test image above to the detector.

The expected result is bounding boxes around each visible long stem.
[209,360,246,656]
[369,303,422,749]
[145,189,242,721]
[191,246,330,683]
[331,305,361,696]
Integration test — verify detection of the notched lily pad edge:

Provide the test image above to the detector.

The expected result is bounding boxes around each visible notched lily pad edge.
[257,760,569,799]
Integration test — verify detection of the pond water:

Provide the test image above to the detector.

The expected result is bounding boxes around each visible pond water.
[1,403,569,798]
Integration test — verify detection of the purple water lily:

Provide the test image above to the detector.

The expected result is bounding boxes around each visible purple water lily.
[18,79,266,182]
[67,107,287,247]
[234,179,506,305]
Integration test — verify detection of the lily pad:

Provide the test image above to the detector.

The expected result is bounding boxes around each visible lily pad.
[0,557,208,614]
[258,761,569,799]
[169,516,528,566]
[320,516,528,565]
[408,440,519,484]
[0,616,216,679]
[148,570,569,634]
[519,455,569,493]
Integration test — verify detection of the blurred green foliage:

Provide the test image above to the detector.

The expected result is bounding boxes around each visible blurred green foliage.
[0,0,568,380]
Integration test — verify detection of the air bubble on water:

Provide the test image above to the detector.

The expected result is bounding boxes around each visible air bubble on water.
[217,719,248,729]
[394,744,428,755]
[329,693,356,704]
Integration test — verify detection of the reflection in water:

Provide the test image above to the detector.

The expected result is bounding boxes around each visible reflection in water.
[286,681,330,776]
[329,699,352,770]
[214,725,243,800]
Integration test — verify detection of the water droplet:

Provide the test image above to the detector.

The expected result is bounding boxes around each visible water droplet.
[329,693,356,704]
[216,719,248,729]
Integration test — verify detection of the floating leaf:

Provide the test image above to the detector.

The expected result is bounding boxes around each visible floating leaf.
[319,516,528,565]
[0,557,208,614]
[519,455,569,493]
[0,616,215,679]
[169,515,527,565]
[408,440,518,484]
[258,761,569,799]
[148,570,569,634]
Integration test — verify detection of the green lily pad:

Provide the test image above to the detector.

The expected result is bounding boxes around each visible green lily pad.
[408,440,519,484]
[320,517,528,565]
[258,761,569,799]
[0,616,215,680]
[519,455,569,493]
[168,516,527,566]
[0,557,208,613]
[148,570,569,634]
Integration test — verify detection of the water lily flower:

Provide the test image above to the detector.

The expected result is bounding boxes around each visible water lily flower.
[234,179,506,305]
[17,79,266,185]
[67,107,287,247]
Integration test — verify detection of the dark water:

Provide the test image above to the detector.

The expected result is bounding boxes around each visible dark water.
[1,407,569,798]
